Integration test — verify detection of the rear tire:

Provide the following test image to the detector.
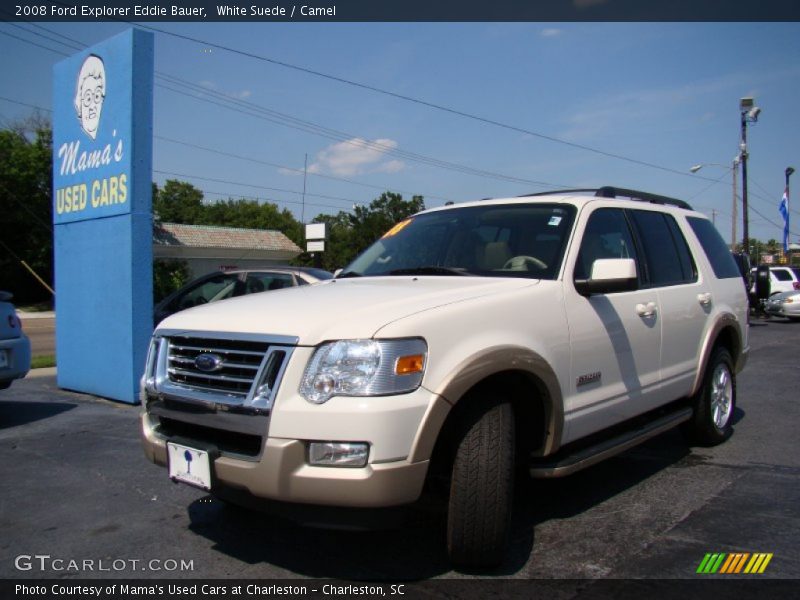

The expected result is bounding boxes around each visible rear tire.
[446,397,515,568]
[682,347,736,446]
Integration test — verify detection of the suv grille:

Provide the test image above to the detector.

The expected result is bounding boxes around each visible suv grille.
[167,336,270,397]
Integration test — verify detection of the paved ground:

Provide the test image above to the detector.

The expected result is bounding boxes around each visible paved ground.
[0,319,798,584]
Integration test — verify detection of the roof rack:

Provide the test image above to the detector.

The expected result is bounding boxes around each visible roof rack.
[517,186,693,210]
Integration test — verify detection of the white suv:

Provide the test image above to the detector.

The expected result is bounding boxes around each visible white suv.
[141,187,748,567]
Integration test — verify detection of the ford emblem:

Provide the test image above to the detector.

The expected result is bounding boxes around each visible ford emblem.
[195,353,224,372]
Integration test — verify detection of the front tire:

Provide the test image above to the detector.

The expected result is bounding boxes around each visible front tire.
[683,347,736,446]
[446,398,515,568]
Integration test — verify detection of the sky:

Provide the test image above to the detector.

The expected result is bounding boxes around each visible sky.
[1,20,799,244]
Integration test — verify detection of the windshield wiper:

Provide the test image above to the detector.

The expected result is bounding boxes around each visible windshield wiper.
[336,271,363,278]
[387,266,468,276]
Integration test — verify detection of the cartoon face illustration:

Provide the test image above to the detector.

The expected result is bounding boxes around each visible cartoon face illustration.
[73,55,106,140]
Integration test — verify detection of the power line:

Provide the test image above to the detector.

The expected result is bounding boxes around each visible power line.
[0,28,70,56]
[4,25,561,193]
[155,135,454,202]
[154,73,566,188]
[0,95,52,113]
[198,189,350,213]
[133,22,720,182]
[154,169,358,205]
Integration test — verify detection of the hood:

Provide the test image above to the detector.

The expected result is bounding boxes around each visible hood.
[157,276,538,345]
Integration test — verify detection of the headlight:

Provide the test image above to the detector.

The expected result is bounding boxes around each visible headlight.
[300,338,427,404]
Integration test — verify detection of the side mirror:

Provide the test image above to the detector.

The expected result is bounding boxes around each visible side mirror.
[575,258,638,297]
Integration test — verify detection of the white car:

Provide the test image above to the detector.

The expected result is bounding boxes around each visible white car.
[750,265,800,296]
[141,187,748,567]
[0,292,32,390]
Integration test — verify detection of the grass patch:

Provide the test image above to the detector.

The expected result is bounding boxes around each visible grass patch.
[17,300,54,313]
[31,355,56,369]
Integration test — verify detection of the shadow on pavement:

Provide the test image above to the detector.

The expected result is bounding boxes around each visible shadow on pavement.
[0,399,77,429]
[183,429,694,579]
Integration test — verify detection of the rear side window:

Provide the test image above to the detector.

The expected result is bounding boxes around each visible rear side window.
[686,217,740,279]
[629,210,697,287]
[771,269,793,282]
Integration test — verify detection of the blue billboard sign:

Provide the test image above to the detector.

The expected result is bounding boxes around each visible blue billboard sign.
[52,29,154,404]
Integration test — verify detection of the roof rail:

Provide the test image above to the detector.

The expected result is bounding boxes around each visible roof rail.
[518,187,693,210]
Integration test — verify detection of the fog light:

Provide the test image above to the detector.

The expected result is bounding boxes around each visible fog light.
[308,442,369,467]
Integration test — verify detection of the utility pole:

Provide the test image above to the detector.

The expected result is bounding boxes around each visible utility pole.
[739,97,761,256]
[785,167,795,257]
[301,153,308,224]
[731,157,739,250]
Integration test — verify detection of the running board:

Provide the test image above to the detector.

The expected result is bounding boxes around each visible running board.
[529,407,693,478]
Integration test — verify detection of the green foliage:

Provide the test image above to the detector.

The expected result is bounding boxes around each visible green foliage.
[153,179,304,249]
[304,192,425,271]
[153,259,191,303]
[0,122,53,303]
[1,119,425,302]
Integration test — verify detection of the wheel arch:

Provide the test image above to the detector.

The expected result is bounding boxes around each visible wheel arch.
[691,314,744,397]
[408,346,564,463]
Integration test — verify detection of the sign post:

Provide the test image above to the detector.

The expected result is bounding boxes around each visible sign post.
[52,29,154,403]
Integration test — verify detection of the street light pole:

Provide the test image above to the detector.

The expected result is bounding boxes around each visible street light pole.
[732,157,739,250]
[740,110,750,253]
[785,167,795,257]
[739,97,761,257]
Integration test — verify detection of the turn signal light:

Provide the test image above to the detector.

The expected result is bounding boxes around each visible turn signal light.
[395,354,425,375]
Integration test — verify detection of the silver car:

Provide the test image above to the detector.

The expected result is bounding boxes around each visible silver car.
[0,291,32,390]
[154,267,334,326]
[765,290,800,321]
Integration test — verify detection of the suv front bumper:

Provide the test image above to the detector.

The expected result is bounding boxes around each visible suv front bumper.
[141,414,429,507]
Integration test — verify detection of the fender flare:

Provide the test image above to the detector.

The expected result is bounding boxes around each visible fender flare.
[408,345,565,462]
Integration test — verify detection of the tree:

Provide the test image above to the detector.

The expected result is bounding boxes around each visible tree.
[305,192,425,271]
[153,259,190,303]
[0,120,53,304]
[153,180,205,224]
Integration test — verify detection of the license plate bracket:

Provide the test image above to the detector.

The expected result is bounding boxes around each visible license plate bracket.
[167,438,219,491]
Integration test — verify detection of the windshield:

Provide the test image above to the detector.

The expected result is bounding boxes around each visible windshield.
[341,203,576,279]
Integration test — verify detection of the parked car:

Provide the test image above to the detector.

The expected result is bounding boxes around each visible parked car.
[154,267,333,326]
[765,290,800,321]
[749,265,800,296]
[142,187,748,567]
[0,291,32,390]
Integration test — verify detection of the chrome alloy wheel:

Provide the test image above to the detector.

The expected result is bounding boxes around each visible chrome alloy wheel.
[710,363,733,429]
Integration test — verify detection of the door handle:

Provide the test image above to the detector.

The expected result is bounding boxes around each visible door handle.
[636,301,657,317]
[697,292,712,306]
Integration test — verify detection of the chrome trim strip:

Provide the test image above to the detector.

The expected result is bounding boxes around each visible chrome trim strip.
[149,399,269,437]
[167,367,255,385]
[170,343,265,357]
[147,331,297,409]
[156,329,300,347]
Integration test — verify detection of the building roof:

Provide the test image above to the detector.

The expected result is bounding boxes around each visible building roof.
[154,222,302,254]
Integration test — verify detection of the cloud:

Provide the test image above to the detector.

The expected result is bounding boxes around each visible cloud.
[308,138,406,176]
[236,90,252,99]
[540,28,563,38]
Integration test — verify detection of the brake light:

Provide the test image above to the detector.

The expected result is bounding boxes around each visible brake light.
[793,282,800,290]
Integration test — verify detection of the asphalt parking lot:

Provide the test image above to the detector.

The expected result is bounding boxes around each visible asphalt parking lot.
[1,319,798,585]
